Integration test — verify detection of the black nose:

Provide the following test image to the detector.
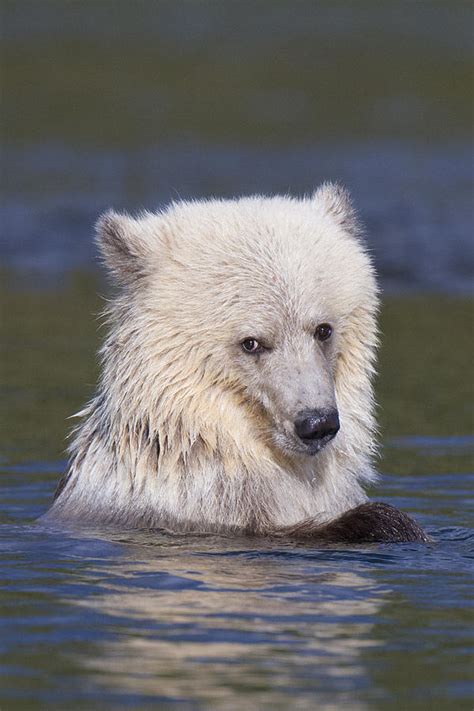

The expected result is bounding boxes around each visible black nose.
[294,409,340,442]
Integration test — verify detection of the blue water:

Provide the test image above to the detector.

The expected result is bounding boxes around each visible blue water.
[1,438,473,709]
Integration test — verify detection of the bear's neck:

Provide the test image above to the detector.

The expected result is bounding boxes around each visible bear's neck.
[52,389,368,532]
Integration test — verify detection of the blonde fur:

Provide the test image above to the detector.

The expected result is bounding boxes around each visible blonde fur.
[48,186,379,534]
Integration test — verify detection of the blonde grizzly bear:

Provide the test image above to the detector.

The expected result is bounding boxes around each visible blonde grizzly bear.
[48,185,426,542]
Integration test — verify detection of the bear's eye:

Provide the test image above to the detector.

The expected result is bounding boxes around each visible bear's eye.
[241,338,265,354]
[314,323,333,342]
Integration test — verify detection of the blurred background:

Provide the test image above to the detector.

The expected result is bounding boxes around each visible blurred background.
[2,0,472,460]
[2,0,473,286]
[1,2,473,709]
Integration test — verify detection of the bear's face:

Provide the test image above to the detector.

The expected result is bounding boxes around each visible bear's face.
[231,317,339,457]
[96,187,378,463]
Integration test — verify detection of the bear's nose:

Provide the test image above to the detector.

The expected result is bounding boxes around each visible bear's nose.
[294,409,340,442]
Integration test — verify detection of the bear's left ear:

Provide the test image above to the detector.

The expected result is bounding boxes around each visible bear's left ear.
[95,210,156,285]
[312,182,363,236]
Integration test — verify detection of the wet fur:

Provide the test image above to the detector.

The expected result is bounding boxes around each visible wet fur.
[47,187,427,543]
[277,502,429,543]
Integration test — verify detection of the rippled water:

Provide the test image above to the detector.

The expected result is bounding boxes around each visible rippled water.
[1,458,473,710]
[2,1,474,708]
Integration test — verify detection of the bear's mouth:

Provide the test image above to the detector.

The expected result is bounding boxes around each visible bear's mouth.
[272,430,338,458]
[298,432,337,456]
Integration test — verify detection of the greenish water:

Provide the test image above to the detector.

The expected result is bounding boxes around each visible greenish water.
[1,1,474,708]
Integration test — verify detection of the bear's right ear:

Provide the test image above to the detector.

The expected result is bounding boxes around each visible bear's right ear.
[95,210,153,285]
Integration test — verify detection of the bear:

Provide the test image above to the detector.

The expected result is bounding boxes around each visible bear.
[47,185,427,543]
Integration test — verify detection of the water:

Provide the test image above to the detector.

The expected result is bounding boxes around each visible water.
[0,462,473,709]
[1,2,474,709]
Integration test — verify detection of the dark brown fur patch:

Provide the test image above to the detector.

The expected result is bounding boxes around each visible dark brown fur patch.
[277,502,428,543]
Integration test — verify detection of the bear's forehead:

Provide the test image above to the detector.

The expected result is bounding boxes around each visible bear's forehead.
[142,196,376,329]
[166,197,364,268]
[169,195,334,241]
[163,198,369,297]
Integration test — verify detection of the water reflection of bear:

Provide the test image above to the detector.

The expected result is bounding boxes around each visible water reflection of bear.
[71,531,385,708]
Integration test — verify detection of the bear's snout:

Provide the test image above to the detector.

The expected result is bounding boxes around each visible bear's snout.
[294,409,340,452]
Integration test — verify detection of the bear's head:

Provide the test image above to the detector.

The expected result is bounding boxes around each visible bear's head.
[95,186,378,483]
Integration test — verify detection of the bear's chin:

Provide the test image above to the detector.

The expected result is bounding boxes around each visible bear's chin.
[273,434,334,458]
[298,436,335,456]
